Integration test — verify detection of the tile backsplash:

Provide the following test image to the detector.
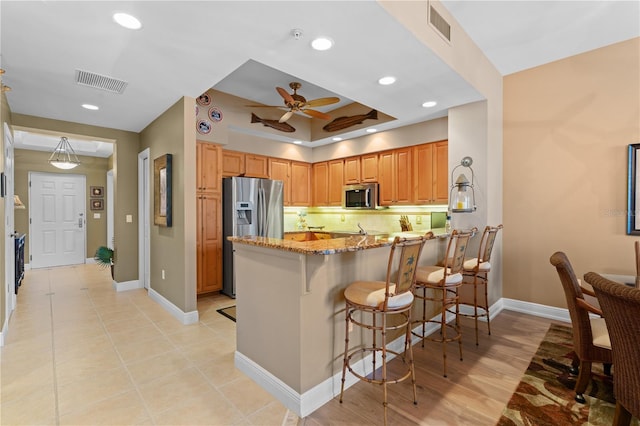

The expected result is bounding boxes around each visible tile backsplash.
[284,206,448,234]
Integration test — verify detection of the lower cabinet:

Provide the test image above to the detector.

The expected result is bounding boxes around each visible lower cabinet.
[197,193,222,294]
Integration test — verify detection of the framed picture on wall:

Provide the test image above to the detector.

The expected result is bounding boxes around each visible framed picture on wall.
[627,143,640,235]
[154,153,172,227]
[90,186,103,197]
[90,199,104,210]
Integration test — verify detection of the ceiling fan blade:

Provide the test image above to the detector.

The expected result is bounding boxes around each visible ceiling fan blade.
[303,109,331,120]
[278,111,294,123]
[305,97,340,107]
[276,87,295,104]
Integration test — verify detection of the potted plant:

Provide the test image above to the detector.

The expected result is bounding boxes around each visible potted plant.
[94,246,114,279]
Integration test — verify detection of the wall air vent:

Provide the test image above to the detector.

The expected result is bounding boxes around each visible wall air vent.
[75,69,128,94]
[429,5,451,42]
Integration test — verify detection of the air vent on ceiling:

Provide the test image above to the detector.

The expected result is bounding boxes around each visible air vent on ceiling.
[75,69,128,94]
[429,5,451,42]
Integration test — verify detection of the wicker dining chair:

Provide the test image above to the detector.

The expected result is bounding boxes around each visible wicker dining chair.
[585,272,640,426]
[339,233,433,426]
[549,252,612,403]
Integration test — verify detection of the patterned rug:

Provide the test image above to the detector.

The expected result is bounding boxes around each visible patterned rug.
[497,323,637,426]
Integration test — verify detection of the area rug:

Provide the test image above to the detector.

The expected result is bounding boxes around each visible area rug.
[497,323,631,426]
[216,305,236,322]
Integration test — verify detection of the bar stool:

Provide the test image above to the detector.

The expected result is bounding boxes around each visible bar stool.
[412,228,475,377]
[339,233,433,425]
[458,224,503,345]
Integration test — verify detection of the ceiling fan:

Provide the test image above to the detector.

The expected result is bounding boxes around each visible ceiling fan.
[248,82,339,123]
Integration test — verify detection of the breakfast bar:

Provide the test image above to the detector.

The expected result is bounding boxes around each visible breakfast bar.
[228,233,446,417]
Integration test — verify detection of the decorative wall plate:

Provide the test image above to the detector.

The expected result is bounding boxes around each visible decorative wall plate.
[197,93,212,106]
[197,119,212,134]
[208,106,223,122]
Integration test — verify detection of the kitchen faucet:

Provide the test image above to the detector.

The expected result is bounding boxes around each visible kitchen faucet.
[357,223,367,236]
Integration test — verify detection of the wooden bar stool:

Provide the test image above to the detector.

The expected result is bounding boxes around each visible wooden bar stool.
[412,228,475,377]
[339,233,433,426]
[458,224,503,345]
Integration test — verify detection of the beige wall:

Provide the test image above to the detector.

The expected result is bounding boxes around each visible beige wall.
[13,149,109,260]
[10,114,140,283]
[0,90,11,332]
[503,38,640,308]
[140,97,197,313]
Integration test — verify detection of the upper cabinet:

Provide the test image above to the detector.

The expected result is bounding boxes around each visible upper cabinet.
[269,158,291,205]
[313,160,343,206]
[344,157,361,185]
[222,150,268,178]
[344,154,378,185]
[378,147,412,205]
[413,140,448,204]
[290,162,311,206]
[328,160,344,206]
[196,141,222,193]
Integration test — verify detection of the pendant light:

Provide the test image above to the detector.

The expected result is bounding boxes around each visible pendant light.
[48,137,80,169]
[449,156,476,213]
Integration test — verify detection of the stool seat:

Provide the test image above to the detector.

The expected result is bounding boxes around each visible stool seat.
[463,258,491,271]
[344,281,414,309]
[415,266,463,286]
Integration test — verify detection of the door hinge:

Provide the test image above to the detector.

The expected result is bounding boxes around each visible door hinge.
[29,181,31,187]
[30,255,32,261]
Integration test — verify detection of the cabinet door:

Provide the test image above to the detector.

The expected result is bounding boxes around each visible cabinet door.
[328,159,344,206]
[395,148,412,204]
[245,154,269,178]
[197,193,222,293]
[290,161,311,206]
[313,162,329,206]
[413,143,434,203]
[360,153,378,182]
[222,150,245,176]
[378,151,395,205]
[269,158,291,205]
[197,142,221,193]
[344,157,361,185]
[433,141,449,203]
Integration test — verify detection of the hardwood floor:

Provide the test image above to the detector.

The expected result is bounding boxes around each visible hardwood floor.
[301,311,564,425]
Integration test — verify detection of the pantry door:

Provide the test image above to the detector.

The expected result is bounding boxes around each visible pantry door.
[29,172,86,268]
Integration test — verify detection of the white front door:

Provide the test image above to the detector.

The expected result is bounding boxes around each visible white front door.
[29,172,86,268]
[4,123,16,321]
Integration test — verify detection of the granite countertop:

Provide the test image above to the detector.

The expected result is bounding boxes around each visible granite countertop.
[228,234,395,255]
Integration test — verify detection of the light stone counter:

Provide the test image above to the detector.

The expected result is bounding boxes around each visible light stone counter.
[230,234,445,417]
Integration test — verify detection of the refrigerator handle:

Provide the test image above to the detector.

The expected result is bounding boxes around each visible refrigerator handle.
[258,186,266,236]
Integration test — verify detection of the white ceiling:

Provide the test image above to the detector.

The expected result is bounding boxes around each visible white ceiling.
[1,1,638,154]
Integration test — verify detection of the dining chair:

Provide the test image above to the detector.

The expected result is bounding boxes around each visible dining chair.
[634,241,640,276]
[585,272,640,426]
[459,224,503,345]
[549,252,612,403]
[413,228,476,377]
[339,233,433,426]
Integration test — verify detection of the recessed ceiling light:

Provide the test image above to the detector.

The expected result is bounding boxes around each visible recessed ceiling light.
[113,13,142,30]
[378,76,396,85]
[366,128,377,133]
[311,37,333,51]
[293,140,302,145]
[82,104,99,110]
[422,101,437,108]
[332,137,342,142]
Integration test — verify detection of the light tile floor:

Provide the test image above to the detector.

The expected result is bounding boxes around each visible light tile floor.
[1,264,292,425]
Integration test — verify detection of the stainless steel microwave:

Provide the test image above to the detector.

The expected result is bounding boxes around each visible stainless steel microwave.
[343,184,379,209]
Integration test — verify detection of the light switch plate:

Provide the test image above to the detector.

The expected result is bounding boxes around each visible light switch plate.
[126,214,133,223]
[93,213,101,219]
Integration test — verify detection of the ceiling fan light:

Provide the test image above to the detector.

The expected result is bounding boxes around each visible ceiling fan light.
[311,37,333,51]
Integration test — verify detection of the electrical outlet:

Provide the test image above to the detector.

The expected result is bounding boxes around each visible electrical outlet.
[341,214,345,222]
[416,215,422,224]
[162,270,165,280]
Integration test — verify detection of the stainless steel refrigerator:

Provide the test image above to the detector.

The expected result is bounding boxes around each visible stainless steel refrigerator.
[222,176,284,298]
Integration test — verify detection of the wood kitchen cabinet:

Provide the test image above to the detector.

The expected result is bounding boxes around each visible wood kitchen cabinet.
[221,150,268,178]
[312,162,329,206]
[360,153,378,182]
[290,161,311,206]
[196,193,222,294]
[221,150,245,176]
[413,140,448,204]
[378,147,412,205]
[269,158,291,205]
[196,141,223,294]
[328,159,344,206]
[197,142,222,193]
[344,157,361,185]
[245,154,269,178]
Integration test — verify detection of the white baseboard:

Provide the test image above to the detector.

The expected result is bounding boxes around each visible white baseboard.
[148,288,199,325]
[501,297,571,323]
[112,279,142,292]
